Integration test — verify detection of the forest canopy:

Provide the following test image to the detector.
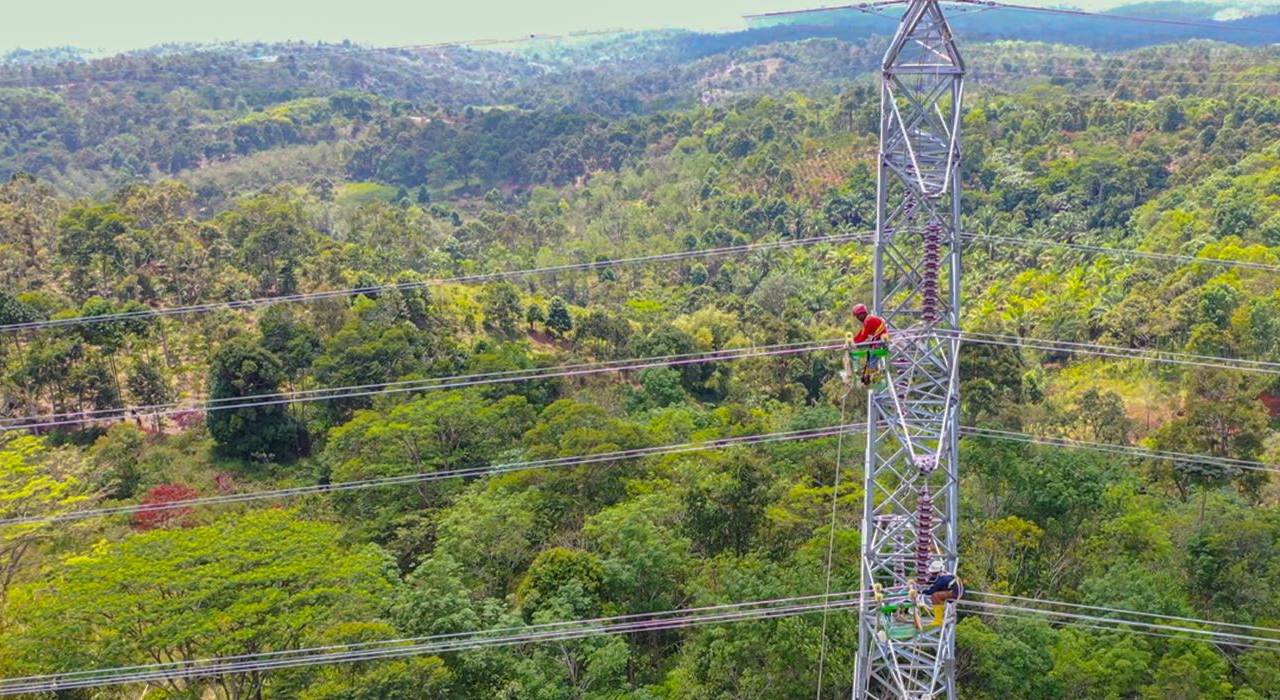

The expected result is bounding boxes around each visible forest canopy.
[1,10,1280,700]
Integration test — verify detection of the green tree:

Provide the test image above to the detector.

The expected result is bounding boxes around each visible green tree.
[311,295,451,422]
[1070,388,1131,444]
[1140,641,1232,700]
[391,554,480,636]
[1198,281,1240,328]
[0,290,36,329]
[206,336,302,461]
[526,301,546,331]
[68,355,121,417]
[481,283,524,339]
[688,262,709,285]
[546,297,573,339]
[88,422,147,500]
[516,547,605,618]
[574,309,631,357]
[626,366,687,411]
[434,485,540,598]
[259,305,323,379]
[682,451,770,556]
[584,492,691,614]
[0,435,92,596]
[1151,369,1271,512]
[1049,629,1151,700]
[956,617,1059,700]
[217,192,316,294]
[323,392,535,562]
[55,202,137,296]
[5,510,395,700]
[295,624,452,700]
[126,357,172,429]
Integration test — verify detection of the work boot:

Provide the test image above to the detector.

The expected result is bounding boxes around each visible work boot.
[931,604,945,627]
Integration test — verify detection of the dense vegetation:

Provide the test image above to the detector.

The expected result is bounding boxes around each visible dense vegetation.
[3,8,1280,700]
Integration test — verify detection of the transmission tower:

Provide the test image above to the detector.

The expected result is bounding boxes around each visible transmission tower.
[854,0,964,699]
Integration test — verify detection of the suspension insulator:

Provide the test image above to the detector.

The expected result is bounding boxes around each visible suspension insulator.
[915,484,935,587]
[919,221,944,325]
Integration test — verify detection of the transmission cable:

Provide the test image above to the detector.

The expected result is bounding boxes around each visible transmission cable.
[1,422,865,527]
[960,599,1280,648]
[14,589,1280,693]
[966,607,1280,652]
[6,337,837,424]
[0,232,873,333]
[969,591,1280,636]
[0,338,845,432]
[814,391,855,700]
[16,419,1275,530]
[0,589,866,684]
[948,329,1280,376]
[973,69,1280,90]
[947,0,1280,37]
[963,232,1280,274]
[0,592,867,695]
[962,426,1280,476]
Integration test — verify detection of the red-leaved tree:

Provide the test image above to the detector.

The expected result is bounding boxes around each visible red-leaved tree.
[132,483,200,531]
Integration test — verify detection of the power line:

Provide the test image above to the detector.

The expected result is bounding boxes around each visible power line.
[970,591,1280,637]
[0,232,873,333]
[948,0,1280,37]
[971,70,1280,90]
[963,233,1280,274]
[0,592,866,695]
[13,419,1274,530]
[984,56,1280,69]
[965,607,1280,653]
[746,0,1280,37]
[33,223,1270,338]
[0,422,864,527]
[962,426,1280,476]
[971,64,1280,79]
[968,56,1280,72]
[4,590,860,682]
[6,228,1275,429]
[961,599,1280,649]
[12,589,1278,694]
[18,322,1278,434]
[743,0,907,20]
[9,323,1276,446]
[0,338,844,432]
[950,329,1280,376]
[6,337,836,425]
[814,392,854,700]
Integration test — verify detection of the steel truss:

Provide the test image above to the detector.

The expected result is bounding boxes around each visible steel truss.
[854,1,964,699]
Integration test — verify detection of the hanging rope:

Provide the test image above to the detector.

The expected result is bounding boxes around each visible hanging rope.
[814,389,853,700]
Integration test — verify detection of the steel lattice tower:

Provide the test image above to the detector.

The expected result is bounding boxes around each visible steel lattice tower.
[854,1,964,699]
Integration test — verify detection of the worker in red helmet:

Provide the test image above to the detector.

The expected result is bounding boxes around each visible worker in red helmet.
[842,303,889,387]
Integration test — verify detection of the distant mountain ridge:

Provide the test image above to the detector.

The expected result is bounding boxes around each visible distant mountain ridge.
[3,0,1280,198]
[748,0,1280,48]
[7,0,1280,72]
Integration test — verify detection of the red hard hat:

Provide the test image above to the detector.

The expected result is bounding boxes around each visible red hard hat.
[853,303,868,317]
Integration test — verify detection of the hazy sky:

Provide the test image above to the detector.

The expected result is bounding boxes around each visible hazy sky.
[5,0,1134,54]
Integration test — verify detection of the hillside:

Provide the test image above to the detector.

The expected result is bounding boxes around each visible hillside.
[1,7,1280,700]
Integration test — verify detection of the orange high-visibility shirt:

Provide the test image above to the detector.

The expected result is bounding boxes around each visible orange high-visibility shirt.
[854,315,888,345]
